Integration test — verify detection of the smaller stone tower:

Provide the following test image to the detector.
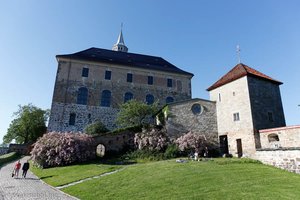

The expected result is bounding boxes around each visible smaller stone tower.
[207,63,285,157]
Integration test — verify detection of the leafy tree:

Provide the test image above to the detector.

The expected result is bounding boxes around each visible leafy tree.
[3,104,49,144]
[84,121,109,136]
[116,100,159,128]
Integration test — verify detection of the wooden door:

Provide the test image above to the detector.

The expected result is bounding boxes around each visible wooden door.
[236,139,243,158]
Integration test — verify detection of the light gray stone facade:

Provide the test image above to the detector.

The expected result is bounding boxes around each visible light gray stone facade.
[48,53,192,132]
[160,98,218,139]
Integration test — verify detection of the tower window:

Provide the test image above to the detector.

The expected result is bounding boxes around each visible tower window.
[82,67,89,77]
[105,70,111,80]
[69,113,76,125]
[268,112,274,122]
[124,92,133,103]
[127,73,133,83]
[167,78,173,87]
[166,96,174,104]
[77,87,88,105]
[146,94,154,105]
[218,93,221,102]
[148,76,153,85]
[233,112,240,121]
[101,90,111,107]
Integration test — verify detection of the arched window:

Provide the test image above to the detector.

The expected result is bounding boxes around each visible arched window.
[101,90,111,107]
[146,94,154,105]
[166,96,174,104]
[268,133,280,142]
[124,92,133,103]
[69,113,76,125]
[77,87,88,105]
[96,144,105,157]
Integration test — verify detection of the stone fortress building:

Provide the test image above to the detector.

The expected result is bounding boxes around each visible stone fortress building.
[48,30,193,132]
[49,29,298,162]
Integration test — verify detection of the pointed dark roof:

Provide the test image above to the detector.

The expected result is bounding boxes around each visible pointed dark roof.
[56,47,193,76]
[207,63,282,91]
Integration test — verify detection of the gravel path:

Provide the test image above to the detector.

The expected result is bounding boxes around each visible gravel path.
[0,156,78,200]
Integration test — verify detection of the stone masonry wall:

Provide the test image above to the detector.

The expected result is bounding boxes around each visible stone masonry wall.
[209,76,257,157]
[254,149,300,174]
[248,76,286,130]
[259,125,300,149]
[48,59,192,132]
[48,102,119,132]
[165,99,218,139]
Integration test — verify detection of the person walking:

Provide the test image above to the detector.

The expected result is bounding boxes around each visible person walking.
[14,160,21,178]
[22,160,30,178]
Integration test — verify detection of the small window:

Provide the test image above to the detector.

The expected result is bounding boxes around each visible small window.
[233,92,235,96]
[127,73,133,83]
[268,112,274,122]
[77,87,88,105]
[101,90,111,107]
[218,93,221,102]
[82,67,89,77]
[233,112,240,121]
[146,94,154,105]
[191,104,202,115]
[69,113,76,125]
[105,70,111,80]
[124,92,133,103]
[166,96,174,104]
[167,78,173,87]
[268,133,279,142]
[148,76,153,85]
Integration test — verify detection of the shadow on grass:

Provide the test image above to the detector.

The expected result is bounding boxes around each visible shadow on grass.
[40,175,54,179]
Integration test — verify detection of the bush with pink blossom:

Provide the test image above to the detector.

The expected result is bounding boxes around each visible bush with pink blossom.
[134,126,169,151]
[31,132,96,168]
[176,131,218,156]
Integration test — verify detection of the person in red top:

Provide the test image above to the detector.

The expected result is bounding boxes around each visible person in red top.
[14,160,21,178]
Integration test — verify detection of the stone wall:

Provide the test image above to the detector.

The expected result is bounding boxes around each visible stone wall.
[48,102,119,132]
[49,59,192,132]
[0,147,9,155]
[164,98,218,139]
[209,76,257,157]
[254,149,300,174]
[259,125,300,149]
[248,77,286,130]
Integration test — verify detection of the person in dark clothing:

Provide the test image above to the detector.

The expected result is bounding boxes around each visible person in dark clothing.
[22,160,30,178]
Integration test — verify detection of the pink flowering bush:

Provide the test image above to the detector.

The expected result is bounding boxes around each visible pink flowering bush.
[31,132,96,168]
[134,126,169,151]
[176,131,218,155]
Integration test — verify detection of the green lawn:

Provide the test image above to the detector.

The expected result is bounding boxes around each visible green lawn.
[31,161,122,187]
[56,158,300,200]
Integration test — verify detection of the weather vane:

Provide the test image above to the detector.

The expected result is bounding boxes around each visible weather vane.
[236,45,241,63]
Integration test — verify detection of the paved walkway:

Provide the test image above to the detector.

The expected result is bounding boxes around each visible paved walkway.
[0,156,77,200]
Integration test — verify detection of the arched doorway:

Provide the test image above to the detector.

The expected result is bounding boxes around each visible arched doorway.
[96,144,105,157]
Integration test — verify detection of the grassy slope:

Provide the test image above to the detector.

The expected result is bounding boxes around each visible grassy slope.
[0,152,21,168]
[31,162,122,187]
[61,159,300,200]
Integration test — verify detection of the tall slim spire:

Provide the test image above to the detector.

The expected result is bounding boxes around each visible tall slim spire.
[112,23,128,52]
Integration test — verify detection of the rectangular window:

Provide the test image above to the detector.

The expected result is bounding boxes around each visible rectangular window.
[82,67,89,77]
[218,93,221,102]
[127,73,133,82]
[268,112,274,122]
[69,113,76,125]
[105,70,111,80]
[233,112,240,121]
[167,78,173,87]
[148,76,153,85]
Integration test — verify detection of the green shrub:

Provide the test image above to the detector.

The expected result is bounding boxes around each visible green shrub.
[84,121,109,136]
[0,152,20,167]
[164,144,181,159]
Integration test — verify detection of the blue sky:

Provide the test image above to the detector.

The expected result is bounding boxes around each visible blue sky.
[1,0,299,143]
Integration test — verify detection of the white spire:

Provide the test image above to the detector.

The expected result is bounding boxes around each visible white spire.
[112,23,128,52]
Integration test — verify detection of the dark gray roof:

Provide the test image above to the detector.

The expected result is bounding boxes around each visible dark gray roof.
[56,47,193,76]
